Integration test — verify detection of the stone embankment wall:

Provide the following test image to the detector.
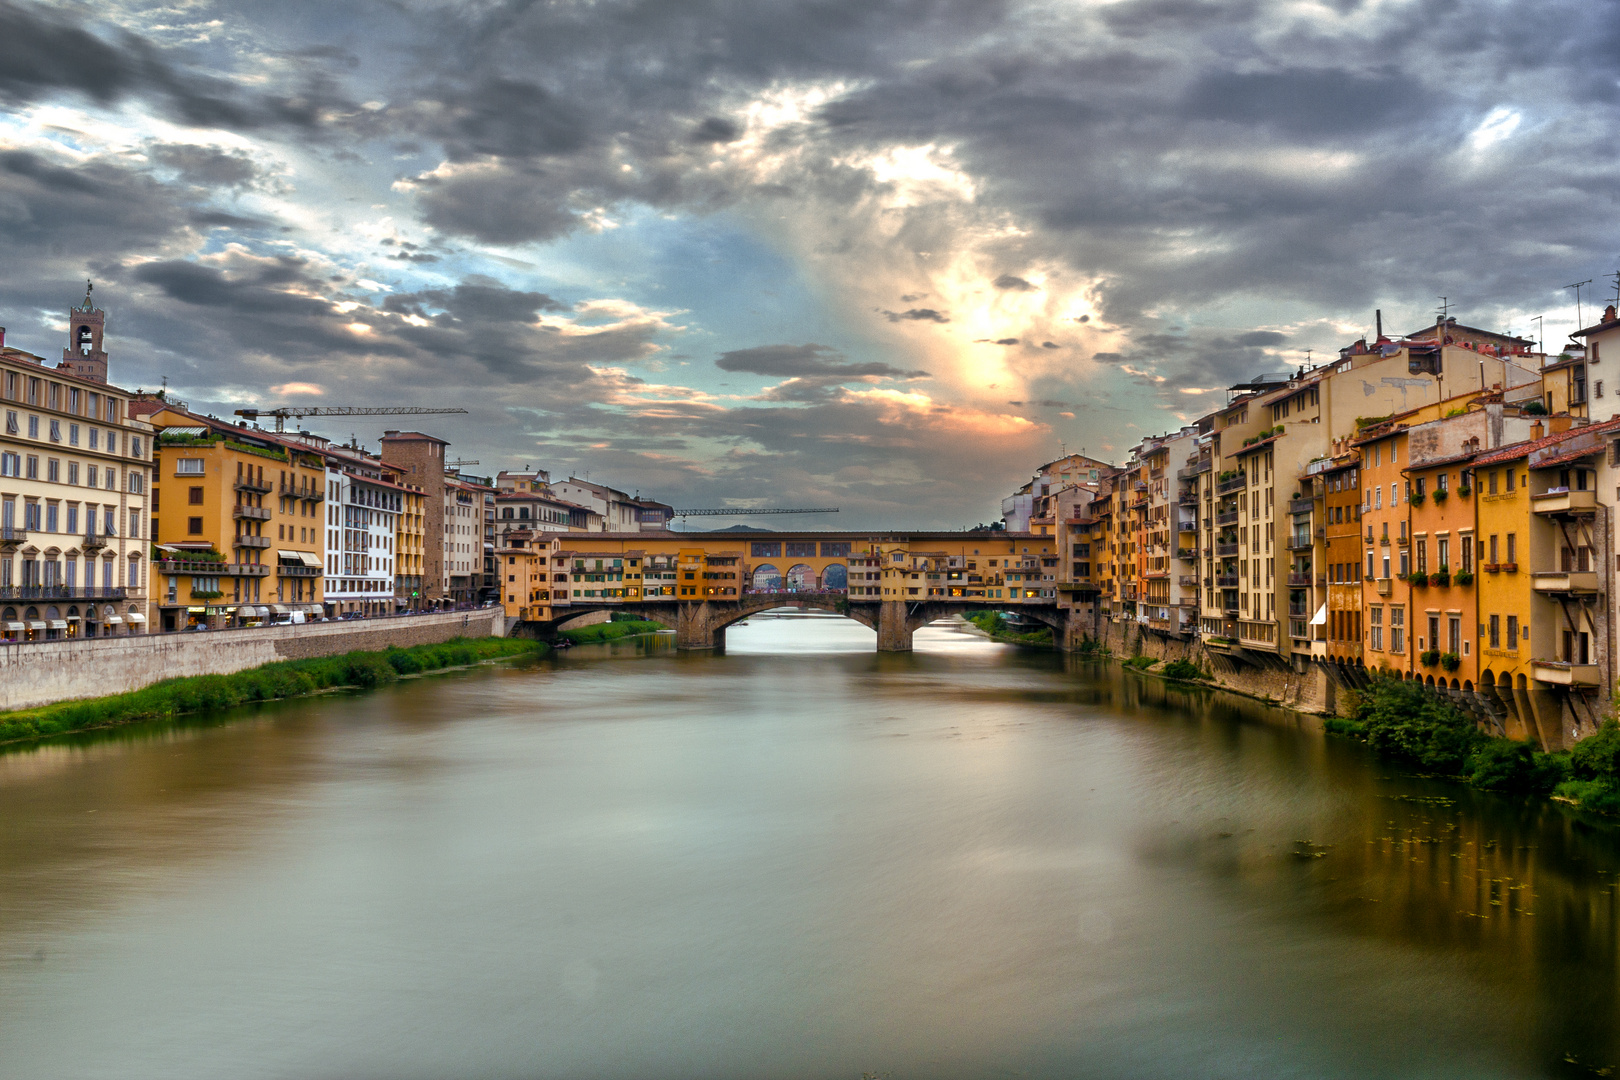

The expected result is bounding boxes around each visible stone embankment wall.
[1087,617,1345,716]
[0,609,506,712]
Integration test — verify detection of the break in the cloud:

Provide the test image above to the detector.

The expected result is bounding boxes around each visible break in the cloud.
[0,0,1617,526]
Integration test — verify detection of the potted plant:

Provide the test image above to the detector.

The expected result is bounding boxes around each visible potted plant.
[1409,490,1427,505]
[1453,570,1474,586]
[1430,568,1450,586]
[1441,652,1461,672]
[1421,648,1441,666]
[1457,484,1472,497]
[1432,487,1449,503]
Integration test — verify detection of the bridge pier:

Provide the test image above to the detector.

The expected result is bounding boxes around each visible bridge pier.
[876,601,913,652]
[674,602,726,650]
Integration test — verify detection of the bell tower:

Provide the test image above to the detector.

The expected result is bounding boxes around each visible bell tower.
[60,280,108,384]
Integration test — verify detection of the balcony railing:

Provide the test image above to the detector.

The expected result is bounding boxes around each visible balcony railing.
[1216,543,1239,557]
[277,565,321,577]
[1215,474,1247,495]
[234,505,273,522]
[1531,570,1600,595]
[280,482,326,501]
[1531,659,1601,686]
[233,534,272,549]
[1216,574,1239,587]
[1287,537,1314,551]
[1179,576,1198,587]
[1288,497,1314,514]
[1286,573,1312,586]
[0,585,127,600]
[1531,488,1597,516]
[0,525,25,545]
[234,477,274,494]
[1215,510,1239,526]
[81,532,106,550]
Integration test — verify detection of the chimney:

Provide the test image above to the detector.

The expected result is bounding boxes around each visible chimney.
[1606,304,1617,325]
[1375,309,1382,340]
[1531,420,1544,440]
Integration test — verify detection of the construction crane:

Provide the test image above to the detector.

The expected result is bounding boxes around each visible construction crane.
[673,507,839,527]
[233,405,468,433]
[446,459,479,468]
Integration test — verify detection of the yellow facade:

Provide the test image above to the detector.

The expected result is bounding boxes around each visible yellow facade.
[148,408,324,630]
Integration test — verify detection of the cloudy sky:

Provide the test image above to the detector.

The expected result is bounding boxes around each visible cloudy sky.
[2,0,1617,527]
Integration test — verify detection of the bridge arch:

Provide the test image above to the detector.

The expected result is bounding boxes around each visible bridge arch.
[751,564,782,590]
[784,563,818,590]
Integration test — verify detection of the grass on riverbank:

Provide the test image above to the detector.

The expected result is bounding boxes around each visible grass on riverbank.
[963,611,1054,646]
[559,619,665,644]
[1323,676,1596,805]
[0,637,544,747]
[1120,655,1212,682]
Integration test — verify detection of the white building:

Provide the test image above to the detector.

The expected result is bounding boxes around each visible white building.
[320,450,401,617]
[551,477,672,532]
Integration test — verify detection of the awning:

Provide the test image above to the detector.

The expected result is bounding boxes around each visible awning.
[27,621,45,630]
[65,613,81,621]
[277,550,301,563]
[298,551,322,568]
[239,606,259,617]
[4,622,22,631]
[1309,603,1328,626]
[270,604,289,614]
[105,616,123,624]
[47,620,67,629]
[302,604,322,613]
[126,613,147,623]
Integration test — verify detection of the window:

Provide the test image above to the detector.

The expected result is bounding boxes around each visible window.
[49,419,60,442]
[176,458,204,476]
[67,462,78,485]
[128,472,142,494]
[28,415,38,438]
[1390,606,1405,653]
[189,486,204,505]
[4,410,15,434]
[1506,533,1517,564]
[0,452,16,477]
[130,437,142,458]
[188,516,203,536]
[47,458,59,482]
[26,455,38,479]
[1506,615,1519,650]
[86,464,98,487]
[1505,469,1515,492]
[45,502,57,532]
[1437,537,1449,570]
[1369,606,1383,650]
[103,508,114,535]
[1489,614,1500,648]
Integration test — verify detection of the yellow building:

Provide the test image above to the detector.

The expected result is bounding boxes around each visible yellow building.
[496,529,559,621]
[145,406,325,630]
[1475,418,1620,749]
[395,482,426,608]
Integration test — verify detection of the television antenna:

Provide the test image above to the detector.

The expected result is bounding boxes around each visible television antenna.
[1566,279,1594,332]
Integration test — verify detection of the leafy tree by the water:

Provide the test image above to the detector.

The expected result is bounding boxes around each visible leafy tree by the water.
[1355,677,1484,771]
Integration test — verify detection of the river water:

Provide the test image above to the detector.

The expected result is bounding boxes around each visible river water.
[3,615,1620,1079]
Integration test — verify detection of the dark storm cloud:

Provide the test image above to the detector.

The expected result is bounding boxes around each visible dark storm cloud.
[881,308,950,323]
[0,0,353,131]
[149,144,260,188]
[993,274,1037,291]
[717,344,927,380]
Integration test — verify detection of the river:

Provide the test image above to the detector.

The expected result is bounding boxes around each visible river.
[2,614,1619,1078]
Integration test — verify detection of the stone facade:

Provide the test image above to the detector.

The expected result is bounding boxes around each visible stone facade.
[0,608,506,712]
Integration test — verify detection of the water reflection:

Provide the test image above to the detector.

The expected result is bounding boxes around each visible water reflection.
[0,617,1618,1078]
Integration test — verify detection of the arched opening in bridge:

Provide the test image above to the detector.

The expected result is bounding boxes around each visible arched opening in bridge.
[821,563,847,591]
[785,564,817,591]
[751,564,782,591]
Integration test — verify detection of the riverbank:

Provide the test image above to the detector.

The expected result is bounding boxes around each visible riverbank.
[559,619,666,645]
[0,637,544,748]
[961,610,1055,647]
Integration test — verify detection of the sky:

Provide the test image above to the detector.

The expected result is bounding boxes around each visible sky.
[1,0,1617,529]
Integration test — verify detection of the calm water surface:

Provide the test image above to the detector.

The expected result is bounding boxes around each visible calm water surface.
[4,615,1620,1079]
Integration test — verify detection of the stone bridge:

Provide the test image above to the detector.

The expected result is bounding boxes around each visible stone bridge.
[526,591,1084,652]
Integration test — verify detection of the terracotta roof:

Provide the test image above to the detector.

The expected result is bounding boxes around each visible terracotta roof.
[1471,417,1620,467]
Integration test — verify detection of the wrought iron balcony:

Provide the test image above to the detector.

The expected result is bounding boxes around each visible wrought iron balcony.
[0,525,25,546]
[233,534,272,549]
[233,505,273,522]
[234,477,274,494]
[280,482,326,501]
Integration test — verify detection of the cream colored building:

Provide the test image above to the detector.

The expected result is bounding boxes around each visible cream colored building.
[0,295,151,640]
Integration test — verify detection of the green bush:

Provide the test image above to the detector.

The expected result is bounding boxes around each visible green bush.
[1555,779,1620,814]
[1161,659,1208,681]
[1121,654,1156,670]
[1354,676,1484,772]
[1467,740,1567,794]
[1571,720,1620,781]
